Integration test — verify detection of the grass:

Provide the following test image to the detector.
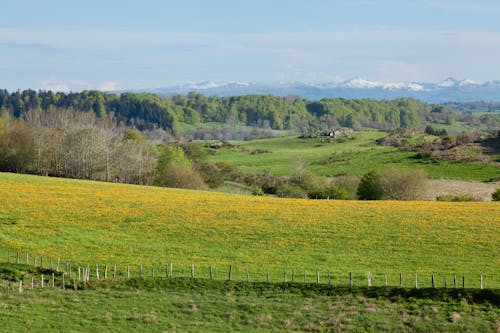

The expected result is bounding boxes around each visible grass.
[0,263,498,332]
[0,172,498,288]
[205,132,500,181]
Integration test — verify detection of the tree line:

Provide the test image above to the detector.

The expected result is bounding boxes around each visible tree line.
[2,89,495,135]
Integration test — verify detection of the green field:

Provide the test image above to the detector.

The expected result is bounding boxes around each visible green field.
[0,172,498,287]
[0,270,498,332]
[1,172,499,331]
[206,132,500,181]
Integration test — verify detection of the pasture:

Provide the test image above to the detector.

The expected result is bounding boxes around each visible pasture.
[0,172,498,288]
[206,132,500,181]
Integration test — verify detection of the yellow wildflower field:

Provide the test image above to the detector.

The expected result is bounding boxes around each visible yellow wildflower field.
[0,172,498,286]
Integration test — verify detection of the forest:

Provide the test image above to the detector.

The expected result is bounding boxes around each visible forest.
[1,90,498,136]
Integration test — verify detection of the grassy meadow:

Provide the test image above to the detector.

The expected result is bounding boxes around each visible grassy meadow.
[0,273,498,332]
[0,172,498,288]
[206,132,500,181]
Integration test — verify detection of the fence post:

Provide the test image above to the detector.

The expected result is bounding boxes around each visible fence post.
[19,280,23,293]
[56,257,60,272]
[170,263,173,278]
[34,256,37,267]
[127,265,130,279]
[152,266,155,278]
[113,264,117,279]
[480,275,483,289]
[316,271,319,284]
[415,273,418,289]
[191,264,194,279]
[31,277,34,290]
[453,275,457,288]
[328,271,331,285]
[16,252,19,264]
[304,271,306,283]
[284,271,287,283]
[292,270,295,283]
[384,273,388,286]
[267,271,270,283]
[96,265,100,280]
[40,256,43,268]
[462,275,465,288]
[52,273,55,287]
[399,272,403,288]
[26,252,29,265]
[41,275,44,288]
[104,266,108,279]
[367,272,372,287]
[349,272,353,286]
[228,265,232,281]
[209,265,213,280]
[432,274,435,288]
[62,274,65,290]
[140,264,143,278]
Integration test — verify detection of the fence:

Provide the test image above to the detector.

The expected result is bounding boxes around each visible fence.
[1,251,489,293]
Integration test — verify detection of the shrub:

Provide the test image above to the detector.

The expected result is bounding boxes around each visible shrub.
[156,162,207,190]
[276,184,308,199]
[358,168,427,200]
[491,188,500,201]
[324,186,351,200]
[252,186,264,196]
[357,171,383,200]
[436,194,474,202]
[378,168,427,200]
[331,176,360,200]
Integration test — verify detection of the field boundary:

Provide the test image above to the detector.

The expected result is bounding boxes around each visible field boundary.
[2,252,494,291]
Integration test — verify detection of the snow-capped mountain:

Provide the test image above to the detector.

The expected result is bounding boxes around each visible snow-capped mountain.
[116,78,500,103]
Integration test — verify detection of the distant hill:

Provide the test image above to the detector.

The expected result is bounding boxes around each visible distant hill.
[117,77,500,103]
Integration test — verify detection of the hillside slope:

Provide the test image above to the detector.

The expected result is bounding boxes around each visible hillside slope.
[1,172,498,287]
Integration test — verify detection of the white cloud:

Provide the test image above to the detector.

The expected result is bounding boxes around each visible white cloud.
[98,81,121,91]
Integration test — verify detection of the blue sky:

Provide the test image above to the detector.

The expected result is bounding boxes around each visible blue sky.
[1,0,499,91]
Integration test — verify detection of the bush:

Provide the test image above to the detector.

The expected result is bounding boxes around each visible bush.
[324,186,351,200]
[357,171,383,200]
[378,168,427,200]
[155,162,207,190]
[357,168,427,200]
[252,186,264,196]
[436,194,474,202]
[276,184,308,199]
[331,176,360,200]
[492,189,500,201]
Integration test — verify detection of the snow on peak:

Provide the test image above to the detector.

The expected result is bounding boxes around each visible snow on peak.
[458,79,481,87]
[343,77,381,89]
[438,77,459,88]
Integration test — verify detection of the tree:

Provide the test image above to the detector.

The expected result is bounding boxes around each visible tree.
[155,145,206,189]
[113,130,157,184]
[357,171,383,200]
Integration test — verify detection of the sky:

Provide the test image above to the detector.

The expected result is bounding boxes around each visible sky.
[1,0,500,91]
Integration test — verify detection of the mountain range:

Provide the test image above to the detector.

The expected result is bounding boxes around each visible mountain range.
[118,78,500,103]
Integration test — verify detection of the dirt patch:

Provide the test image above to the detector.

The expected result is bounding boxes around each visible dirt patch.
[425,179,499,201]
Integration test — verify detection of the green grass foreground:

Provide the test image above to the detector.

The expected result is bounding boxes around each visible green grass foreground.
[0,263,499,332]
